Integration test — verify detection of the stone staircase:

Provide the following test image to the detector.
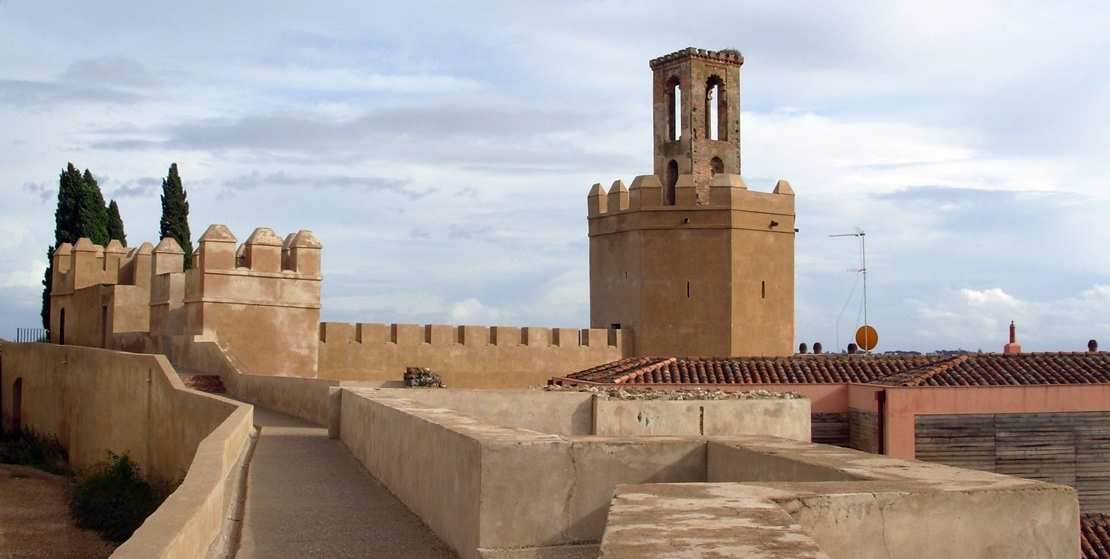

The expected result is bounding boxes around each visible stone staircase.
[177,371,227,394]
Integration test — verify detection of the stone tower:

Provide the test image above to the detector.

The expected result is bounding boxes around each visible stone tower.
[588,47,796,358]
[652,47,743,205]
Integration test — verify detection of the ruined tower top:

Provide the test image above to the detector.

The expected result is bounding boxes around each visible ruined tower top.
[650,47,744,205]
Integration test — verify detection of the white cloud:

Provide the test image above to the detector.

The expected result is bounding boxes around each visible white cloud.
[960,288,1020,308]
[3,1,1110,355]
[449,298,505,326]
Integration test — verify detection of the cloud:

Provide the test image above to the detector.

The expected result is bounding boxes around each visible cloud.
[109,177,161,199]
[449,297,505,325]
[22,182,54,203]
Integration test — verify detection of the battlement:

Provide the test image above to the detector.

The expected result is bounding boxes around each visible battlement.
[317,321,626,387]
[649,47,743,69]
[51,238,158,295]
[587,174,794,218]
[319,322,619,349]
[194,225,322,277]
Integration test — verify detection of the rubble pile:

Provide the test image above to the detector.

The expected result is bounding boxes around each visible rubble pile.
[403,367,445,388]
[544,384,802,401]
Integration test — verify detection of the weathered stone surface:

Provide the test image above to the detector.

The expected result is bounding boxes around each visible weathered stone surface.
[404,367,445,388]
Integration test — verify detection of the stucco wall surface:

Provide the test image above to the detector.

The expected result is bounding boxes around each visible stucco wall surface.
[339,389,716,558]
[388,388,594,436]
[603,437,1078,559]
[592,397,809,440]
[338,388,1079,559]
[1,342,255,559]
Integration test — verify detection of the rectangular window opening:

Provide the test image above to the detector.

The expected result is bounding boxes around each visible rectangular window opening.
[761,280,766,299]
[687,282,691,298]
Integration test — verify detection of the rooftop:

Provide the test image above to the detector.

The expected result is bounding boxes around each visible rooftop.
[559,352,1110,387]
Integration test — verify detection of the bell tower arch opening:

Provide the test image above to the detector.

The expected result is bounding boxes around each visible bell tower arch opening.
[667,77,682,142]
[705,75,727,141]
[652,48,743,203]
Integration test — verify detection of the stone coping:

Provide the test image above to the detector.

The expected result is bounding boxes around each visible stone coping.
[339,388,1078,559]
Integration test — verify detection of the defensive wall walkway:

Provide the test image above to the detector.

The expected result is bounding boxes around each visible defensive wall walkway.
[233,405,457,559]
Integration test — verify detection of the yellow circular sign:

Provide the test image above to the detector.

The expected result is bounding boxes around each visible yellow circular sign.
[855,325,878,351]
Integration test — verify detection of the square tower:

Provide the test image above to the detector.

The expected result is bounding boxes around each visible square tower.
[589,48,795,358]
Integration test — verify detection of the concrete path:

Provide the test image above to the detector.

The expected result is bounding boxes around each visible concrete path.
[234,406,458,559]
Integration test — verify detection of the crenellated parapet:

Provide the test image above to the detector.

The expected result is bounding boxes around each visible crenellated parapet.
[649,47,743,69]
[183,225,322,378]
[191,224,322,278]
[319,322,619,349]
[317,322,626,387]
[587,173,795,223]
[51,238,155,296]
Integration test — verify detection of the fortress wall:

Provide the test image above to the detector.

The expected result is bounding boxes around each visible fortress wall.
[317,322,625,388]
[0,342,240,479]
[1,343,257,559]
[184,226,323,378]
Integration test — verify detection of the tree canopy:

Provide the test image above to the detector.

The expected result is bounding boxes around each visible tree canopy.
[159,163,193,269]
[107,200,127,247]
[41,163,121,328]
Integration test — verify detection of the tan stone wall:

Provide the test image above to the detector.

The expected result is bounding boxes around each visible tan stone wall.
[1,342,256,559]
[318,322,624,388]
[339,388,1078,559]
[0,342,239,479]
[397,388,594,436]
[593,397,810,440]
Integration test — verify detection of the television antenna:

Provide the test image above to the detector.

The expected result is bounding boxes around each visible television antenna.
[831,227,876,352]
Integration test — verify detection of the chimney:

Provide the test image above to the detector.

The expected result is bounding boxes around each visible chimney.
[1089,339,1099,353]
[1003,321,1022,354]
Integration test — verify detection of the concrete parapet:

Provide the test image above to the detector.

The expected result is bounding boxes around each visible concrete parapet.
[334,388,1078,559]
[592,397,809,440]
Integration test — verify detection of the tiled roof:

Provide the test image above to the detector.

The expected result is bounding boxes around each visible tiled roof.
[1083,514,1110,559]
[561,352,1110,387]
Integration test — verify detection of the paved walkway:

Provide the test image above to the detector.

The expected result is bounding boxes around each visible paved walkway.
[234,407,458,559]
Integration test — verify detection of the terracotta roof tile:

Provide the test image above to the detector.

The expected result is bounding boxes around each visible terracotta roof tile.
[1083,514,1110,559]
[561,352,1110,387]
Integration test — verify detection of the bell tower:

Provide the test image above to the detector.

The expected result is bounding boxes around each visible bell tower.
[652,48,743,205]
[588,47,795,358]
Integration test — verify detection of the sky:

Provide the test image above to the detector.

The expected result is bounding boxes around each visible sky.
[2,0,1110,353]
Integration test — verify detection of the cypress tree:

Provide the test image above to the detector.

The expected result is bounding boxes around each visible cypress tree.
[54,163,85,245]
[41,164,114,329]
[159,163,193,269]
[107,200,127,247]
[79,169,110,246]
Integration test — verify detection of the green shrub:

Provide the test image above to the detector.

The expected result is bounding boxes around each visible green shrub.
[0,427,70,475]
[69,452,174,542]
